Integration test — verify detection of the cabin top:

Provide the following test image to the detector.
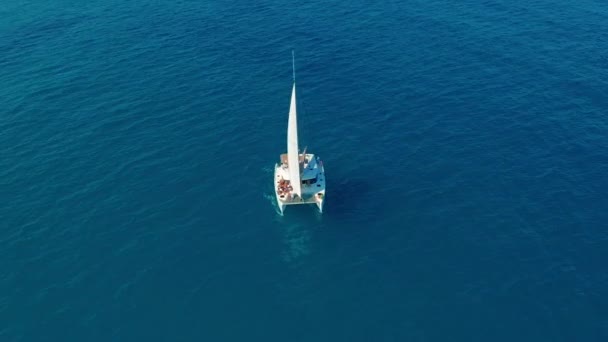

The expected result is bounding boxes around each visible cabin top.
[280,153,315,165]
[279,153,320,180]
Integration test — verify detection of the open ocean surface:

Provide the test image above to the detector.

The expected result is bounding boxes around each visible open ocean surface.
[2,0,608,340]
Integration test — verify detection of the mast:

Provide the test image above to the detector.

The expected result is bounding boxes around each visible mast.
[287,51,302,197]
[292,50,296,82]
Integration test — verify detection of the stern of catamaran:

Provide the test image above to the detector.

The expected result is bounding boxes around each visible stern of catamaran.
[274,153,324,213]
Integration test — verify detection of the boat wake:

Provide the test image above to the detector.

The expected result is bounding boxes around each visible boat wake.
[263,192,284,215]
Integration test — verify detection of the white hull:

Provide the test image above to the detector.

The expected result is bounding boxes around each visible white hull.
[275,154,325,214]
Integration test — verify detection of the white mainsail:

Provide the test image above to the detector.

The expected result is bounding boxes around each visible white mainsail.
[287,83,302,197]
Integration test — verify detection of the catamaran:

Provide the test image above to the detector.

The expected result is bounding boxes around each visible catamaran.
[274,53,325,214]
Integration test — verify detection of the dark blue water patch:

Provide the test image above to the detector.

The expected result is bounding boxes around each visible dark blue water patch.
[2,0,608,341]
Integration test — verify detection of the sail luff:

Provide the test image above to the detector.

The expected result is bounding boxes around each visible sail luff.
[287,83,302,197]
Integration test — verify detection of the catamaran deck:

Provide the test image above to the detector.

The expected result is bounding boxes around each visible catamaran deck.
[275,177,324,203]
[280,153,307,165]
[277,193,323,206]
[275,153,325,211]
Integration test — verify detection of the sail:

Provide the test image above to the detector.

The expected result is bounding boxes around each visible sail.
[287,83,302,197]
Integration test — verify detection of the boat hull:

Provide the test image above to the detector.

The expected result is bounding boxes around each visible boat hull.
[274,156,325,214]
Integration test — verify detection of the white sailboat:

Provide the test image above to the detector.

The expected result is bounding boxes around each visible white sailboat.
[274,53,325,214]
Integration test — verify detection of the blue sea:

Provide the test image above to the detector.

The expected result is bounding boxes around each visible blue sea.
[2,0,608,340]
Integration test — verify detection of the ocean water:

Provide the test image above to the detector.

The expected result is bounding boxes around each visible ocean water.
[2,0,608,340]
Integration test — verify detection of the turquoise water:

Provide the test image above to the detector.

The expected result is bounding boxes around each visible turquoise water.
[2,0,608,340]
